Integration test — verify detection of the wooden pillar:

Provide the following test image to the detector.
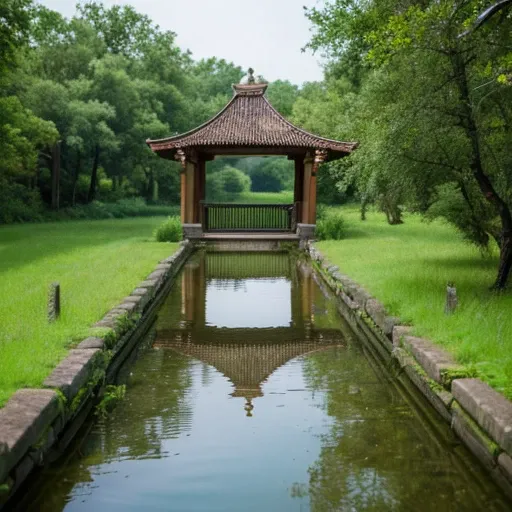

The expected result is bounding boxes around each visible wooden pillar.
[183,264,195,322]
[194,157,206,224]
[302,154,314,224]
[310,150,327,224]
[180,169,186,223]
[309,168,318,225]
[175,150,187,223]
[300,268,313,322]
[293,157,304,223]
[291,269,303,328]
[194,253,207,327]
[185,160,195,223]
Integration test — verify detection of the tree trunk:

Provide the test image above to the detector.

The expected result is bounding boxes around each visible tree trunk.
[146,170,154,202]
[72,151,81,207]
[360,196,368,221]
[152,178,159,202]
[388,208,403,225]
[87,144,100,203]
[451,51,512,289]
[495,232,512,289]
[383,203,403,225]
[51,141,61,210]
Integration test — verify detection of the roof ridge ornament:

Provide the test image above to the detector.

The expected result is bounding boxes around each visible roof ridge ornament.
[234,68,268,96]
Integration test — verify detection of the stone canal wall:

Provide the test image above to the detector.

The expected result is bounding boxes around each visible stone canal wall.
[307,242,512,500]
[0,241,193,508]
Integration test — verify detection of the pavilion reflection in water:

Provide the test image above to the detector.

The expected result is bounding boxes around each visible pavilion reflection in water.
[154,252,345,415]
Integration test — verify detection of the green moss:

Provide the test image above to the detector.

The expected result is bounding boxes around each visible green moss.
[95,384,126,419]
[452,402,500,457]
[440,366,479,388]
[32,425,52,451]
[69,350,111,414]
[70,386,89,414]
[427,377,445,394]
[54,388,67,413]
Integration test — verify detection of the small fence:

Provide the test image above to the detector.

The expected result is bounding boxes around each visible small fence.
[201,203,296,232]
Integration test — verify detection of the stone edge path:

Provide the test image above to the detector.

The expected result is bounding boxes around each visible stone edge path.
[0,240,193,508]
[307,242,512,500]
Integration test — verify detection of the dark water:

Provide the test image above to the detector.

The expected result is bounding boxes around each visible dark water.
[18,252,509,511]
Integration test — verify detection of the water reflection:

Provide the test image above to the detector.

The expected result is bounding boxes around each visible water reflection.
[14,251,510,512]
[155,251,346,416]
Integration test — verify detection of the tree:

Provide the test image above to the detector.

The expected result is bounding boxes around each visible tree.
[266,80,299,118]
[206,166,251,201]
[304,0,512,288]
[250,166,283,193]
[0,0,31,77]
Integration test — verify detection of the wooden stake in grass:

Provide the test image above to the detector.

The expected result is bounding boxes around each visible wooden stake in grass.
[48,282,60,322]
[445,282,458,315]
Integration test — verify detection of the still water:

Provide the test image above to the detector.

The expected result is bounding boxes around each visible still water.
[18,252,509,511]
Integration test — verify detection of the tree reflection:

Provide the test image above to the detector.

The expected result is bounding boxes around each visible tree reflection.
[302,346,506,511]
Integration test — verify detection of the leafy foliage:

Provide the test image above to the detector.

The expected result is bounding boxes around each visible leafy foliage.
[206,166,251,202]
[155,216,182,242]
[300,0,512,287]
[0,2,247,221]
[316,209,346,240]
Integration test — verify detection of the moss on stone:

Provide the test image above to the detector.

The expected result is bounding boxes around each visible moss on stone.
[452,401,501,458]
[69,350,111,414]
[440,366,479,388]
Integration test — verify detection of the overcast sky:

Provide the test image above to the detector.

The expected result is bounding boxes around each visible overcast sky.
[38,0,326,85]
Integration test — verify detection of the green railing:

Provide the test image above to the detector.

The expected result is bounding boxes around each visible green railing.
[202,202,295,232]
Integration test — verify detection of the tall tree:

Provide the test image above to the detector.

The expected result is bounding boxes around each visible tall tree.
[304,0,512,288]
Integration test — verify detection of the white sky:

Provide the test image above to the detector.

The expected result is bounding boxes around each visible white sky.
[206,279,292,328]
[38,0,326,85]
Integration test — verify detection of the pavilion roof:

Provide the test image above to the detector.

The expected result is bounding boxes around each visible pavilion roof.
[161,340,340,413]
[146,82,357,161]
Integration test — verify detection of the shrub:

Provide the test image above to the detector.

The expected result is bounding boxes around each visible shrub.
[0,180,44,224]
[250,166,284,192]
[316,210,345,240]
[154,216,182,242]
[206,166,251,201]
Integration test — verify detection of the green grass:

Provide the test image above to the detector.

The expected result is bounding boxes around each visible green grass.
[316,206,512,397]
[236,190,294,204]
[0,217,177,406]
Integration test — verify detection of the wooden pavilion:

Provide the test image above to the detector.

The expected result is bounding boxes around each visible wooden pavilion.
[147,69,357,240]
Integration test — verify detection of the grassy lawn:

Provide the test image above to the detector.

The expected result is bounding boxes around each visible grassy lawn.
[237,191,294,204]
[316,206,512,398]
[0,217,176,406]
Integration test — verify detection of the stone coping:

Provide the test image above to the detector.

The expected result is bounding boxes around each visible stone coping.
[307,242,512,499]
[0,240,193,507]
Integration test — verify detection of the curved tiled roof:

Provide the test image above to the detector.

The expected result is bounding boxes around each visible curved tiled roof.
[147,83,357,159]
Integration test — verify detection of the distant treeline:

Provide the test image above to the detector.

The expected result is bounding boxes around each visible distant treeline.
[3,1,340,223]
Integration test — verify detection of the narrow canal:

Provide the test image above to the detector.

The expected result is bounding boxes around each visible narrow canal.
[17,252,509,511]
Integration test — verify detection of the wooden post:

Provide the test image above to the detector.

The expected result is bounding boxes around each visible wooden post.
[180,170,186,223]
[185,161,195,223]
[302,155,313,224]
[293,157,304,225]
[309,150,327,225]
[309,170,318,225]
[194,157,206,224]
[48,282,60,322]
[175,150,187,224]
[445,282,458,314]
